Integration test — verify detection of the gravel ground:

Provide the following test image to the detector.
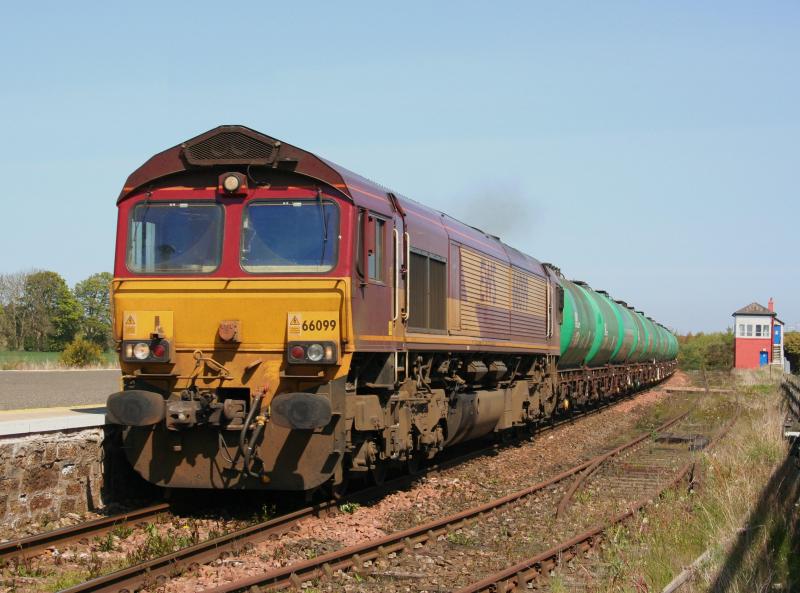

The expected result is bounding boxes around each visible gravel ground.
[0,502,269,593]
[1,373,697,593]
[154,373,692,592]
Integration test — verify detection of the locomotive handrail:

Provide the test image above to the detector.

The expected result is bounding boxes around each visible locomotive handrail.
[403,231,410,321]
[392,228,400,322]
[546,277,552,338]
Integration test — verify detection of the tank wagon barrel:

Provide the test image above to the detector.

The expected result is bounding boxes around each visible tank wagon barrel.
[555,278,676,370]
[105,125,678,494]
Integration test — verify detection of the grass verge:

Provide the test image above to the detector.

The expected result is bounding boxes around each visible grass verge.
[0,350,118,370]
[594,378,799,592]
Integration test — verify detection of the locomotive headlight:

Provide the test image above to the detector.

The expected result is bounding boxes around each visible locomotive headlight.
[286,341,337,364]
[223,174,240,192]
[306,343,324,362]
[133,342,151,360]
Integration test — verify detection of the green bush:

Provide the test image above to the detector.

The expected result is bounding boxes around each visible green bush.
[60,337,103,368]
[677,331,734,371]
[785,331,800,373]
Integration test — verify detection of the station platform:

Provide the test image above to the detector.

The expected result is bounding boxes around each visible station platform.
[0,404,106,437]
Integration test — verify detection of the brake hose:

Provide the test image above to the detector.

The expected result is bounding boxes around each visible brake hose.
[238,393,263,475]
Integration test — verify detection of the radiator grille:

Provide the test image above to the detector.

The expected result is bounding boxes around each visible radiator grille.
[459,246,547,340]
[429,259,447,330]
[408,252,447,331]
[408,252,428,329]
[184,132,275,165]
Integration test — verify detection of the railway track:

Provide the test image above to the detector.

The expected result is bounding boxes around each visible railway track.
[455,412,739,593]
[0,503,170,562]
[1,381,675,593]
[194,409,704,593]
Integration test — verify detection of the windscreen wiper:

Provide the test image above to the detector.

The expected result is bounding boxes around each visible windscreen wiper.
[317,188,329,265]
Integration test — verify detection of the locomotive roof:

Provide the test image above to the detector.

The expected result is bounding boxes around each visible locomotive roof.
[119,125,548,277]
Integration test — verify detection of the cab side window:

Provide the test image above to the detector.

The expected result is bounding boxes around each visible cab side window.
[367,216,386,282]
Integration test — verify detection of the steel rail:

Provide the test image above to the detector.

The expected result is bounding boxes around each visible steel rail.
[554,414,671,517]
[454,411,740,593]
[0,502,171,562]
[49,376,675,593]
[200,410,690,593]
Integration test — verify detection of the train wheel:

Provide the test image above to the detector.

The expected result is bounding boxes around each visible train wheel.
[330,476,349,500]
[370,461,388,486]
[407,454,422,476]
[329,465,349,500]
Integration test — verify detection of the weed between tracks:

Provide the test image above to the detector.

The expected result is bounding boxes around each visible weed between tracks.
[0,513,244,592]
[583,377,798,593]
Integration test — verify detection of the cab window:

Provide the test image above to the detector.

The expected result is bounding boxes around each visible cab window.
[241,200,340,273]
[127,202,223,274]
[368,217,386,281]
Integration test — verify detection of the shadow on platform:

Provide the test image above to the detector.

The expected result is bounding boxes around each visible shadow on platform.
[70,406,106,415]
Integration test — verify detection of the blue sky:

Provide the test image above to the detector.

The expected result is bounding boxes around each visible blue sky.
[0,2,797,333]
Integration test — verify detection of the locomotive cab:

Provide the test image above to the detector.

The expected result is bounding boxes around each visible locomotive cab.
[110,127,358,490]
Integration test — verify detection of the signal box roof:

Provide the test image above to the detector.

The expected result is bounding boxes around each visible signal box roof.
[732,302,776,317]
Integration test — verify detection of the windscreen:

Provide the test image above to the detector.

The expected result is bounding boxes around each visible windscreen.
[241,200,339,273]
[127,202,223,274]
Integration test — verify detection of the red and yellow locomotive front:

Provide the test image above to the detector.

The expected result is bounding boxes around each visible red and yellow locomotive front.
[109,130,358,491]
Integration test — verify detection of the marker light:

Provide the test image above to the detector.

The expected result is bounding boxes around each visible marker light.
[133,342,150,360]
[306,343,324,362]
[151,343,166,358]
[286,341,338,364]
[223,175,241,192]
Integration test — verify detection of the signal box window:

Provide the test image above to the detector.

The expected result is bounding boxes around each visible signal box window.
[241,200,339,273]
[368,217,385,281]
[408,251,446,332]
[127,202,223,274]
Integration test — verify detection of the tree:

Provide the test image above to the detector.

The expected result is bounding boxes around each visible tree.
[0,271,33,350]
[22,271,81,351]
[0,304,5,349]
[74,272,113,349]
[785,332,800,374]
[677,330,734,371]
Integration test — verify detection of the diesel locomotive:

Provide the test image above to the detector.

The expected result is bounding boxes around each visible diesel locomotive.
[107,125,677,493]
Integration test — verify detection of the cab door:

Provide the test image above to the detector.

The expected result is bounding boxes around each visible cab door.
[351,207,395,349]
